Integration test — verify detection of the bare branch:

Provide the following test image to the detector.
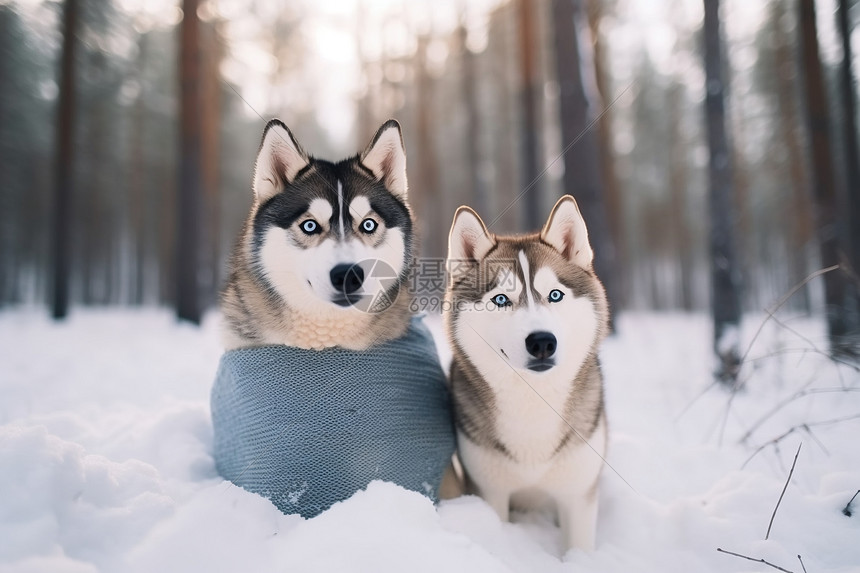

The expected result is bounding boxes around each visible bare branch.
[742,413,860,469]
[802,424,829,456]
[766,442,802,540]
[739,265,839,367]
[717,547,796,573]
[718,382,742,446]
[742,428,796,469]
[768,315,858,378]
[768,315,824,356]
[811,412,860,426]
[674,380,719,422]
[746,347,860,372]
[843,489,860,517]
[797,554,808,573]
[719,266,840,444]
[739,386,860,444]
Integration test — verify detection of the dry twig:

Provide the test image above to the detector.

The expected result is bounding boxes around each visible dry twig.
[842,489,860,517]
[745,347,859,373]
[743,413,860,468]
[716,547,795,573]
[739,387,860,445]
[797,554,808,573]
[766,443,802,540]
[717,266,840,444]
[738,265,839,368]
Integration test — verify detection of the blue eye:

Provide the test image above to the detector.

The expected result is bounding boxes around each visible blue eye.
[361,218,377,233]
[492,294,511,307]
[300,220,319,234]
[548,289,564,303]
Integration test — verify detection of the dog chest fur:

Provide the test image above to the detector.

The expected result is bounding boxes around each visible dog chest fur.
[486,369,575,463]
[458,414,606,493]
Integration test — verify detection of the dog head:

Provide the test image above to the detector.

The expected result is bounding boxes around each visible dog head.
[248,119,414,314]
[444,196,608,378]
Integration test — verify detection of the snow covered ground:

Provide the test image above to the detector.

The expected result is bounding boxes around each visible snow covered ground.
[1,308,858,573]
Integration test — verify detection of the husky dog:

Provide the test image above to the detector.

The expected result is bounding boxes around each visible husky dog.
[443,195,609,551]
[221,119,415,350]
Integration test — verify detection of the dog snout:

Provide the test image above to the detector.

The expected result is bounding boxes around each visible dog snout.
[525,331,557,360]
[330,263,364,295]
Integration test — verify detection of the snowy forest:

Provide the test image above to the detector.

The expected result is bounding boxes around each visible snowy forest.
[2,0,860,571]
[1,0,857,332]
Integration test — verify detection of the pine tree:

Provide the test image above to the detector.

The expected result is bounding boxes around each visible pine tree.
[703,0,743,382]
[551,0,618,325]
[799,0,859,355]
[517,0,542,230]
[51,0,79,320]
[177,0,203,323]
[838,0,860,280]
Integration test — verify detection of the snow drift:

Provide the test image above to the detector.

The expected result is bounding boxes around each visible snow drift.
[1,309,858,573]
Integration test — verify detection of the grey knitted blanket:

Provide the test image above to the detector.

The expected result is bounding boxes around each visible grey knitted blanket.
[210,317,455,518]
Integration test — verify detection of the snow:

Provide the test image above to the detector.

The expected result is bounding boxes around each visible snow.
[1,309,859,573]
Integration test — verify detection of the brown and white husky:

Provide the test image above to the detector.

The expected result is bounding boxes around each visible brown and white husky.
[443,195,610,551]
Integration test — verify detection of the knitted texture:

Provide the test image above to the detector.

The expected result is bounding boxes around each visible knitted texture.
[211,317,455,518]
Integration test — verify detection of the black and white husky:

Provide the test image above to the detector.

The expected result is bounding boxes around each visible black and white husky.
[221,119,415,350]
[443,196,610,551]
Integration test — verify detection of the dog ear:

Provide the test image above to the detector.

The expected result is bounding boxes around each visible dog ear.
[448,206,495,263]
[361,119,407,199]
[253,120,309,203]
[541,195,593,268]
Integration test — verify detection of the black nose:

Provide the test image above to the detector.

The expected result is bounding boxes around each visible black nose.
[330,263,364,295]
[525,331,557,359]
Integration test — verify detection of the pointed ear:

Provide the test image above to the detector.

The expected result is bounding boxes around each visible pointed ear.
[541,195,593,268]
[448,206,495,262]
[361,119,407,199]
[253,119,309,203]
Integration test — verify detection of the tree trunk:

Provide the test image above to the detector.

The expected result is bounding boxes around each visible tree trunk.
[488,4,519,234]
[773,0,812,311]
[552,0,618,327]
[51,0,78,320]
[129,34,147,306]
[0,7,12,305]
[517,0,542,230]
[355,2,374,151]
[730,96,752,305]
[838,0,860,277]
[201,20,222,309]
[703,0,743,382]
[460,24,488,217]
[177,0,203,324]
[160,169,176,305]
[587,0,626,310]
[414,35,443,258]
[800,0,859,354]
[667,83,693,310]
